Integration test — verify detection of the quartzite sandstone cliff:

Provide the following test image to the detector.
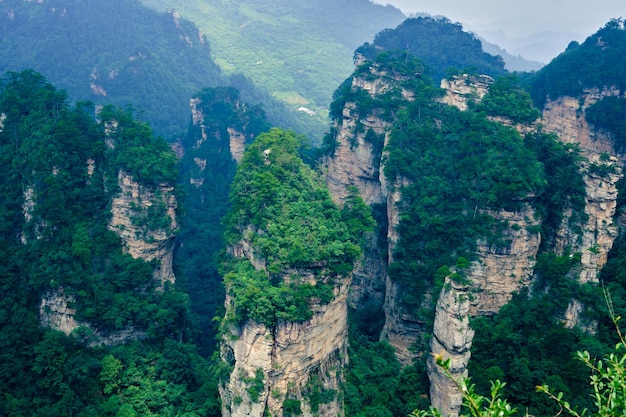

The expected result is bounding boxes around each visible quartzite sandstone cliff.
[220,255,349,417]
[324,62,626,416]
[39,159,178,344]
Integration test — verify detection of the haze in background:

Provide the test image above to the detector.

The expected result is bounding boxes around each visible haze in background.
[372,0,623,63]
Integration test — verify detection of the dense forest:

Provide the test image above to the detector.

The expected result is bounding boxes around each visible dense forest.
[2,5,626,417]
[529,18,626,108]
[0,0,323,140]
[0,70,221,416]
[355,17,507,83]
[139,0,406,112]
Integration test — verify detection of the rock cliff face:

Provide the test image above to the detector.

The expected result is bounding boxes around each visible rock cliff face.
[108,170,178,286]
[228,127,247,163]
[220,257,349,417]
[188,93,250,164]
[440,74,493,111]
[324,56,626,415]
[323,102,388,207]
[39,164,178,342]
[380,177,423,364]
[468,205,542,317]
[381,75,543,370]
[428,278,474,417]
[39,288,146,345]
[427,200,541,415]
[323,59,418,313]
[427,84,625,415]
[542,89,625,327]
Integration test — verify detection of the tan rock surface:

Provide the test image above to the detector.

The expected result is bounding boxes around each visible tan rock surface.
[428,278,474,417]
[108,170,177,285]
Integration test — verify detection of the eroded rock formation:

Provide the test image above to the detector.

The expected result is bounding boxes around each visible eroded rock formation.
[380,177,423,364]
[39,165,178,342]
[108,170,178,286]
[468,204,542,316]
[39,288,146,345]
[543,88,625,327]
[428,278,474,417]
[427,83,625,416]
[220,261,349,417]
[440,74,493,111]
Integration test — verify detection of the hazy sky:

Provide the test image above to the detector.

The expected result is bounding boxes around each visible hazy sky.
[372,0,623,39]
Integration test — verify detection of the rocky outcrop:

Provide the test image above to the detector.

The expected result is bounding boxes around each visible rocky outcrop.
[324,102,388,207]
[380,177,423,364]
[108,170,177,286]
[575,162,621,284]
[428,278,474,417]
[228,127,247,163]
[39,167,177,342]
[189,97,208,147]
[20,186,37,243]
[424,204,541,416]
[380,277,426,364]
[323,60,414,312]
[39,288,80,337]
[440,74,493,111]
[39,288,146,346]
[543,89,625,328]
[542,88,624,156]
[220,266,349,417]
[188,94,249,164]
[468,204,542,316]
[423,77,544,415]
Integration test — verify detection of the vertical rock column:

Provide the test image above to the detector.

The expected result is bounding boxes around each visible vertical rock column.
[323,75,392,311]
[427,278,474,417]
[219,278,350,417]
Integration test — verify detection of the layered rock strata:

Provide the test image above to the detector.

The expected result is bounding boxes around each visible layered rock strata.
[39,288,146,345]
[323,60,413,312]
[440,74,493,111]
[426,77,543,415]
[428,205,541,415]
[380,177,423,364]
[429,86,625,415]
[468,204,542,316]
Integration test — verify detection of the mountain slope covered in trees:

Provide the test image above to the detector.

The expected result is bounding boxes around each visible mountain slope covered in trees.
[0,70,222,416]
[355,16,507,83]
[139,0,406,120]
[0,0,318,140]
[0,0,223,138]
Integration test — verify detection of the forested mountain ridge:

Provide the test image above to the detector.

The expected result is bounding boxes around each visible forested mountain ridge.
[0,0,316,140]
[0,0,223,138]
[139,0,406,115]
[355,16,507,84]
